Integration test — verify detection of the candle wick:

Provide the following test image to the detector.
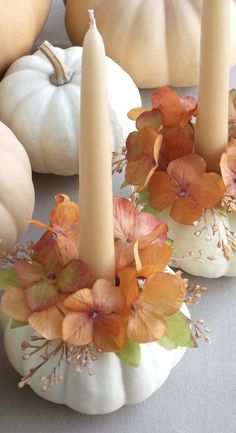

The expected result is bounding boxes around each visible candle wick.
[88,9,96,28]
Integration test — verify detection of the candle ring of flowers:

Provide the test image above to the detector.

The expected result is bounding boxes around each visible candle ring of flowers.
[113,87,236,262]
[0,194,208,391]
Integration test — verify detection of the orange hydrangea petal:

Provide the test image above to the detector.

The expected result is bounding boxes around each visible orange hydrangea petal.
[126,131,141,161]
[151,87,184,127]
[118,267,139,306]
[149,171,180,210]
[167,154,206,187]
[126,154,158,191]
[62,312,93,346]
[49,194,80,229]
[56,231,80,266]
[93,316,125,352]
[136,108,162,131]
[92,279,125,314]
[127,306,167,343]
[139,244,172,271]
[64,288,93,312]
[188,173,225,209]
[160,125,194,167]
[170,196,203,224]
[1,286,31,322]
[29,306,64,340]
[142,272,185,316]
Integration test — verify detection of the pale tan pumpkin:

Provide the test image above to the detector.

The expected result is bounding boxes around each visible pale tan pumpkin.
[64,0,236,89]
[0,122,35,250]
[0,0,52,78]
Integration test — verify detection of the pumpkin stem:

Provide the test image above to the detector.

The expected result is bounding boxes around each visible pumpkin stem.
[39,41,73,86]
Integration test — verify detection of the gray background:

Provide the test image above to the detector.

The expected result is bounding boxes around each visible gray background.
[1,2,236,433]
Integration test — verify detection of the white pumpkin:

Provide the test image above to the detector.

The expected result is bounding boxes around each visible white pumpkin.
[0,303,188,414]
[158,208,236,278]
[0,42,141,176]
[0,122,35,250]
[64,0,236,89]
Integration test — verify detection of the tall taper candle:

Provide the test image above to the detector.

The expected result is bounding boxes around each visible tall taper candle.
[195,0,230,172]
[79,10,115,282]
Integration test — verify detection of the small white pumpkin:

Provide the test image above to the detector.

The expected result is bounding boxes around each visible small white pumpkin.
[0,122,35,250]
[0,303,188,414]
[0,42,141,176]
[64,0,236,89]
[158,208,236,278]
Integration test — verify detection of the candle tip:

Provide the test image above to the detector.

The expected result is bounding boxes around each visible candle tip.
[88,9,96,27]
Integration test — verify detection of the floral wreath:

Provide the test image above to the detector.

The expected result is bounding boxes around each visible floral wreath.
[113,87,236,261]
[0,194,208,391]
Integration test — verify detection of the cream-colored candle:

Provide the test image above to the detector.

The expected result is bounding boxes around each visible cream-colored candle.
[195,0,230,172]
[79,10,115,282]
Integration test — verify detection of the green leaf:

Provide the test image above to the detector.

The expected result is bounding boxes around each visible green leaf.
[143,204,160,217]
[157,311,198,350]
[0,268,19,291]
[10,319,28,329]
[166,238,174,248]
[116,339,141,368]
[136,187,150,205]
[121,180,129,189]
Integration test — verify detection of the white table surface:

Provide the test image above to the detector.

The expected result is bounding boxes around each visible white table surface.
[1,2,236,433]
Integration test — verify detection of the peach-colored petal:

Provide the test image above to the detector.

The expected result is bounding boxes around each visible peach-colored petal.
[49,194,80,229]
[118,267,139,306]
[62,312,93,346]
[127,305,167,343]
[93,316,125,352]
[127,107,149,121]
[139,244,172,271]
[1,286,31,322]
[149,171,180,210]
[29,220,55,233]
[134,211,166,240]
[92,279,125,314]
[170,196,203,225]
[189,173,225,209]
[29,306,64,340]
[56,231,80,266]
[142,272,185,316]
[220,151,236,195]
[64,288,93,313]
[139,223,168,250]
[113,197,135,241]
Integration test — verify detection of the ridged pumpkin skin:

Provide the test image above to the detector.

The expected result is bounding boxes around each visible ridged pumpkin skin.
[0,122,35,250]
[0,0,52,78]
[0,46,141,175]
[158,208,236,278]
[0,303,188,414]
[64,0,236,89]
